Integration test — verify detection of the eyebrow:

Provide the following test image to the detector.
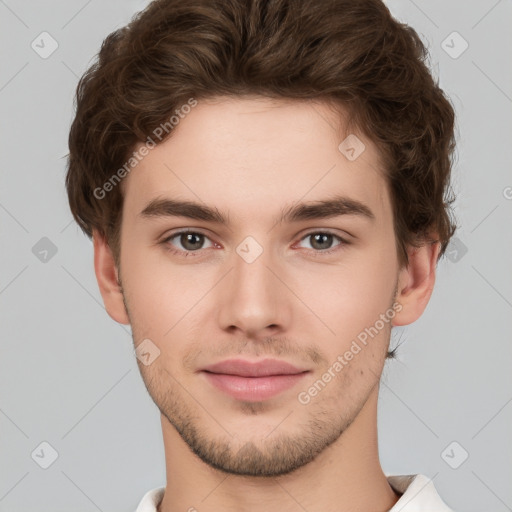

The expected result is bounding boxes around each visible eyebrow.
[139,194,375,225]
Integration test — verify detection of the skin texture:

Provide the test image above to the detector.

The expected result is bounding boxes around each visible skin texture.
[93,97,440,512]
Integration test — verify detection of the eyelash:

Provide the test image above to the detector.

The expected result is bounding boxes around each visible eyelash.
[160,229,350,258]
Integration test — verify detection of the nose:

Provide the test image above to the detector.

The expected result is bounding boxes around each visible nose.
[216,241,291,339]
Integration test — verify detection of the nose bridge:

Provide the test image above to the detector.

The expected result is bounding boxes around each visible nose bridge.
[217,234,288,334]
[232,234,277,306]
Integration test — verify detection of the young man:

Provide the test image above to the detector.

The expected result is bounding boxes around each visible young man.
[66,0,457,510]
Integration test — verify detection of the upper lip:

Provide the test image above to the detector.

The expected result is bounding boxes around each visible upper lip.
[201,358,309,377]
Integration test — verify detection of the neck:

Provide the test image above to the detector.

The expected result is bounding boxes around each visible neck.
[158,386,400,512]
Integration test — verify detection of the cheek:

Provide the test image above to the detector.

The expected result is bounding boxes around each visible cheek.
[120,247,179,337]
[296,253,397,388]
[299,252,396,342]
[121,242,219,347]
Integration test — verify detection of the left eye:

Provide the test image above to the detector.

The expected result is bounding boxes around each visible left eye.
[297,232,344,251]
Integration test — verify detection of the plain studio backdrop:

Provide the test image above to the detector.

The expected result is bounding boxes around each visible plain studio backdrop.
[0,1,511,511]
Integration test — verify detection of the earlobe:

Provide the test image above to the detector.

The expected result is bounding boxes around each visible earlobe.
[391,241,441,327]
[92,230,130,325]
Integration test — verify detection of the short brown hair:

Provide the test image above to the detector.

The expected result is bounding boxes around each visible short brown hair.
[65,0,457,269]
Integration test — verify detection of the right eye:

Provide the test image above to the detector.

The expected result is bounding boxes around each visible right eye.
[161,230,216,257]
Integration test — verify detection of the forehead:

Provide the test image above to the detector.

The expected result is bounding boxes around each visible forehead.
[122,96,391,228]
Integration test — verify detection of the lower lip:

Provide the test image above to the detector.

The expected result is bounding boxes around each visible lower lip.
[202,371,309,401]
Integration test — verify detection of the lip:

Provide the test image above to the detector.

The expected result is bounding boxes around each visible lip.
[201,358,307,377]
[200,358,310,402]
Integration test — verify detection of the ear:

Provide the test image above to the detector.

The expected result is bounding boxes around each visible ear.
[391,240,441,326]
[92,230,130,325]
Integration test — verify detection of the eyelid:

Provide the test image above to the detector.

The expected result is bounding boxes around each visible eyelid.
[297,228,351,241]
[294,230,348,252]
[161,228,215,249]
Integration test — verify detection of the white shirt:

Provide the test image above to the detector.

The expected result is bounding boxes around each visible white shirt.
[134,474,454,511]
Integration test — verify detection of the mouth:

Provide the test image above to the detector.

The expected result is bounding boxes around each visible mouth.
[200,358,311,402]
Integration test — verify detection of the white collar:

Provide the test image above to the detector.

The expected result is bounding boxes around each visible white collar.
[387,474,454,511]
[135,474,454,512]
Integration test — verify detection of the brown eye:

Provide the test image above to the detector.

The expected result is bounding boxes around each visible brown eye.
[162,230,214,256]
[178,232,205,251]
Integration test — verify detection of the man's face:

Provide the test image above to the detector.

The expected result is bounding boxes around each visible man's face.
[116,97,403,476]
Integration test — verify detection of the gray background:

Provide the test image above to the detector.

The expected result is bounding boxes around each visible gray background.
[0,0,511,511]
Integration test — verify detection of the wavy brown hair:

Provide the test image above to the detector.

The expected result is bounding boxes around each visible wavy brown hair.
[65,0,457,270]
